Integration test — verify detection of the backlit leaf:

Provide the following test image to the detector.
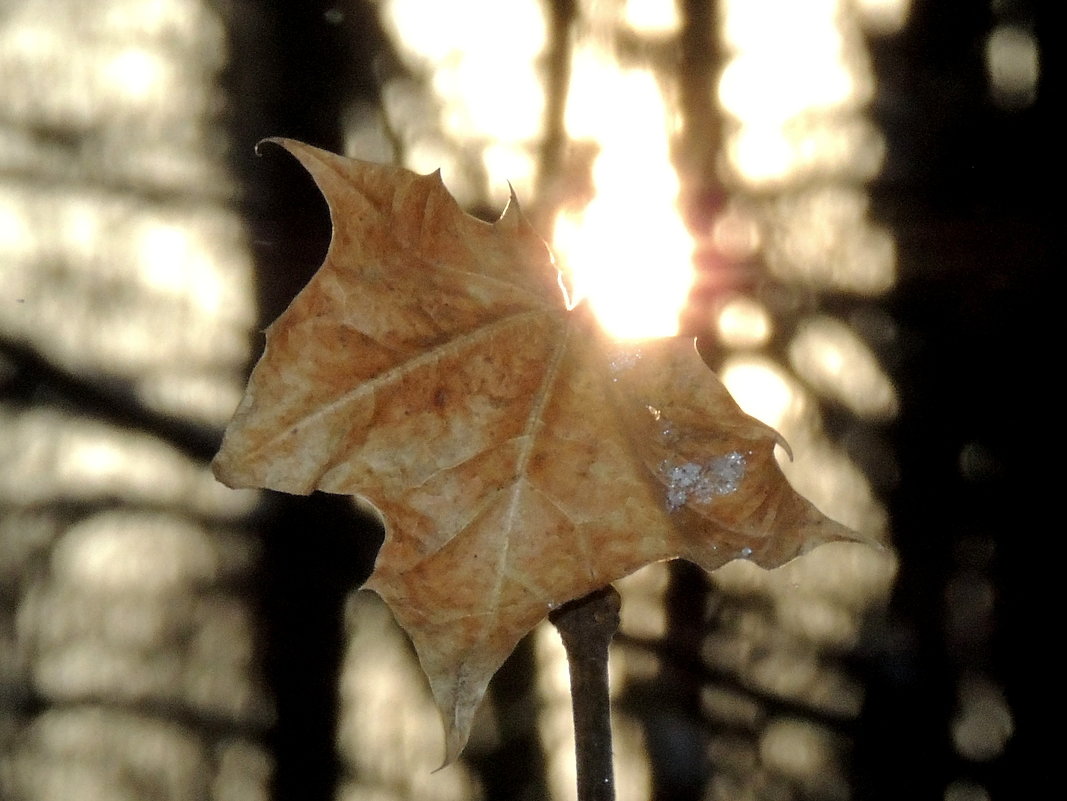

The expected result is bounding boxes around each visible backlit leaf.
[213,139,868,763]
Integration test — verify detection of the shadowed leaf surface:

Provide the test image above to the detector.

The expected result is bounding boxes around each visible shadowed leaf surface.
[213,139,865,762]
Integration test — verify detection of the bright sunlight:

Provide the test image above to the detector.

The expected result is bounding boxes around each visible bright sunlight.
[552,54,693,339]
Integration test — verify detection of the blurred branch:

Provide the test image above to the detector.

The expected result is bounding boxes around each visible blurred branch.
[0,338,221,463]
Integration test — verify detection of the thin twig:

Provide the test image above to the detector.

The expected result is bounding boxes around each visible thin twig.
[549,585,622,801]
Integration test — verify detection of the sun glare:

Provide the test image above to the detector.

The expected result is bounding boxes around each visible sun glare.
[552,55,693,340]
[376,0,696,341]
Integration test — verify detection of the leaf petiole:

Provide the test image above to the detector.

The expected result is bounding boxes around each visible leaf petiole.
[549,585,622,801]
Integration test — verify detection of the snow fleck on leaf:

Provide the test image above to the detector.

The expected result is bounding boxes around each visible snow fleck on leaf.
[660,451,747,511]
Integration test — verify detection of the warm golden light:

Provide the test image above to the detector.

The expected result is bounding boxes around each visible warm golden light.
[719,357,801,433]
[715,296,773,349]
[760,718,846,797]
[985,25,1039,109]
[765,187,896,293]
[0,408,254,517]
[51,512,221,591]
[376,0,697,340]
[854,0,912,35]
[104,47,166,100]
[377,0,546,206]
[624,0,680,33]
[0,192,31,253]
[363,19,899,749]
[552,54,693,339]
[337,595,481,800]
[719,356,888,535]
[719,0,882,188]
[787,316,898,420]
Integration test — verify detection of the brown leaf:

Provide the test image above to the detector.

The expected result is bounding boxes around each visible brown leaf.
[213,139,868,763]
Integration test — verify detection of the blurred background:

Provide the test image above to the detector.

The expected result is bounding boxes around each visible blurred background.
[0,1,1052,800]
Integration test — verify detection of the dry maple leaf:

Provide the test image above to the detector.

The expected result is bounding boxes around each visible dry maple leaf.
[213,138,869,763]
